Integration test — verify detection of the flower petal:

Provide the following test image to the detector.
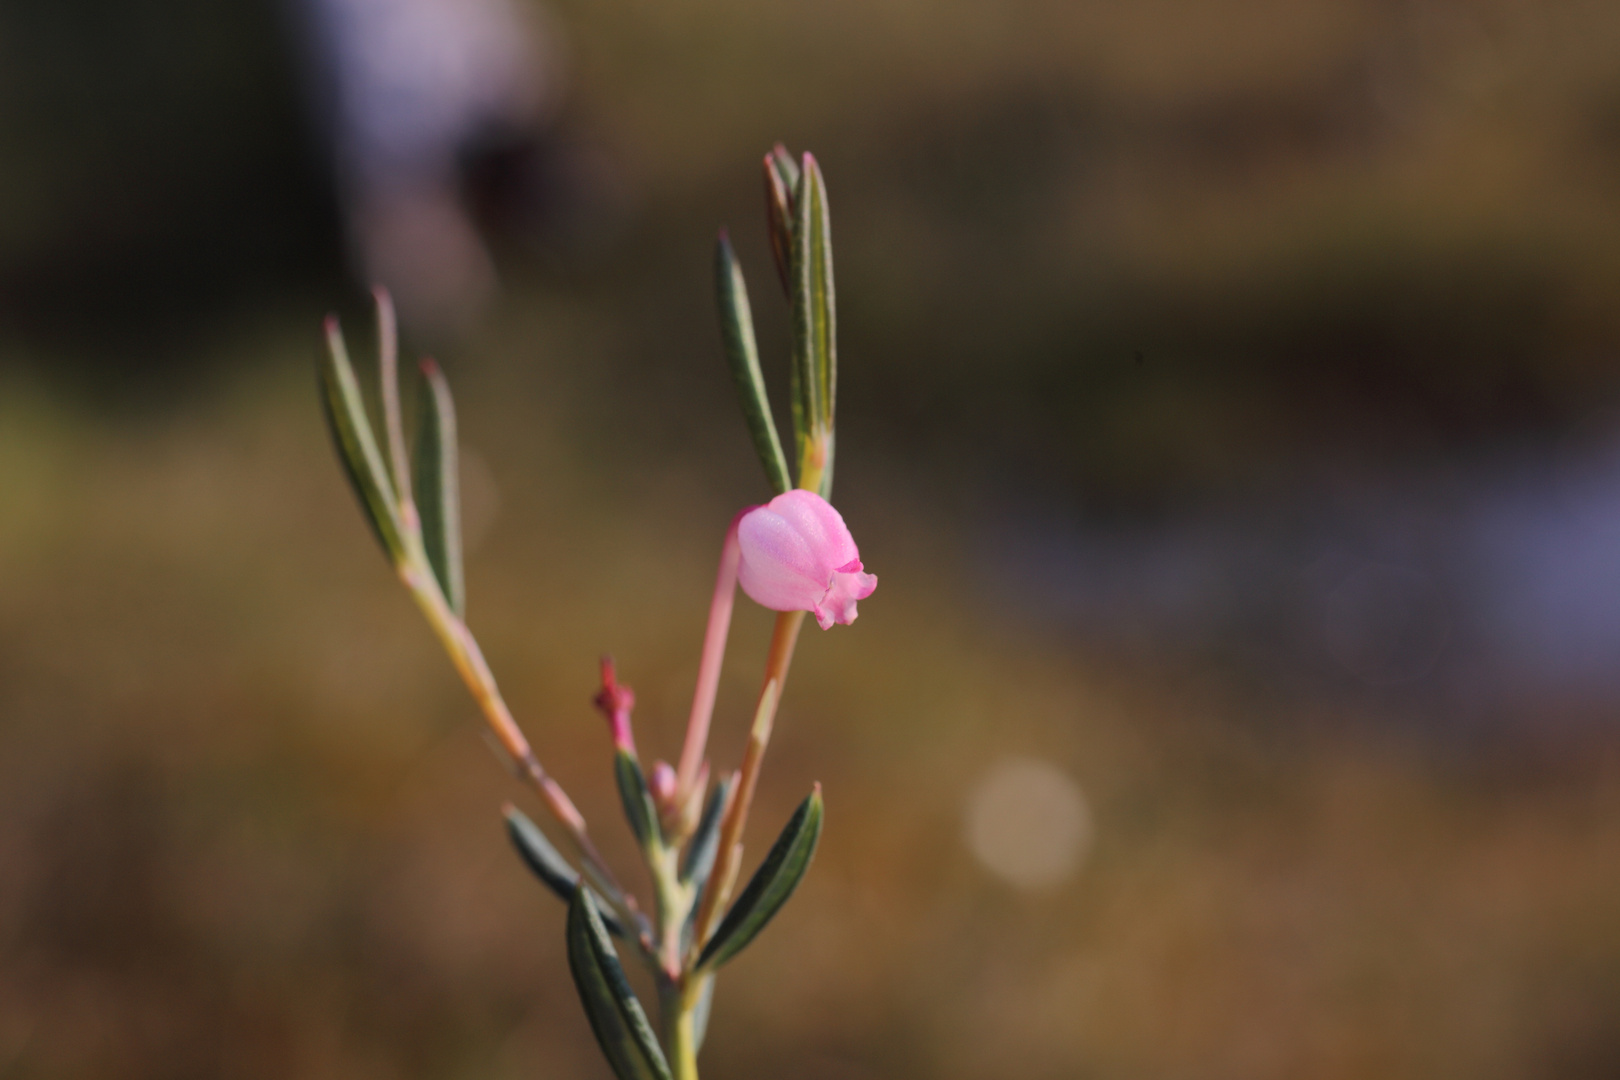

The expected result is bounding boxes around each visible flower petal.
[738,504,826,612]
[815,567,878,628]
[736,490,874,626]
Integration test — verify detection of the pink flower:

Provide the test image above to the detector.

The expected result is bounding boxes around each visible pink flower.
[737,490,877,629]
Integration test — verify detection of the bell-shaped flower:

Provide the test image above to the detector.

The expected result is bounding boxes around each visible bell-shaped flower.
[737,490,877,629]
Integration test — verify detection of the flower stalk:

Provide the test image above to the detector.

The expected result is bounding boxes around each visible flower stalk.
[689,609,802,953]
[674,513,744,802]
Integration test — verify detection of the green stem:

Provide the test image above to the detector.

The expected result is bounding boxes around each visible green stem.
[396,553,642,935]
[661,984,701,1080]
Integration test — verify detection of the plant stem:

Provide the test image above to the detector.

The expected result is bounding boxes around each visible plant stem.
[399,558,636,925]
[676,513,745,800]
[660,982,701,1080]
[690,609,805,952]
[651,844,700,1079]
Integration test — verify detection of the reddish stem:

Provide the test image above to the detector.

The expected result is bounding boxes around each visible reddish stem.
[675,511,747,798]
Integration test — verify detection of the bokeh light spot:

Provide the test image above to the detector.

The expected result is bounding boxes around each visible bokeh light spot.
[964,757,1092,890]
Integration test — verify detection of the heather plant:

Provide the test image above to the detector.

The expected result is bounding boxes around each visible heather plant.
[318,147,872,1080]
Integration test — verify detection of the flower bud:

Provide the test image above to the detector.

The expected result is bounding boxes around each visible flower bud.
[648,760,677,808]
[592,656,636,754]
[737,490,877,629]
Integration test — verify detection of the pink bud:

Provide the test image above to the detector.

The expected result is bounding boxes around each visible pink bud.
[648,761,677,809]
[737,490,877,630]
[592,656,637,753]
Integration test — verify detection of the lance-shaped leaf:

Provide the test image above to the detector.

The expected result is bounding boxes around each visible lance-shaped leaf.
[715,233,790,496]
[763,144,800,297]
[374,288,412,506]
[790,154,836,498]
[320,317,407,563]
[770,144,801,198]
[566,889,673,1080]
[682,777,733,956]
[681,775,733,888]
[414,359,465,615]
[503,806,626,938]
[696,785,823,971]
[615,751,660,851]
[505,804,577,898]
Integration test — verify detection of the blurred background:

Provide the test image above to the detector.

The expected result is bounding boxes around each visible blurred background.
[2,0,1619,1076]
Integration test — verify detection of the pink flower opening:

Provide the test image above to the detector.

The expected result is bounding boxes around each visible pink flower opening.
[737,490,878,629]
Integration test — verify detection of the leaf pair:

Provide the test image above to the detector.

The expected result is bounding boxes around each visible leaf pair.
[318,292,465,615]
[717,147,837,500]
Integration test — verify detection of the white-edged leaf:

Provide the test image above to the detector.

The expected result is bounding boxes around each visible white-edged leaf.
[414,358,464,615]
[319,317,407,562]
[696,786,823,970]
[715,232,790,495]
[566,890,673,1080]
[503,806,626,938]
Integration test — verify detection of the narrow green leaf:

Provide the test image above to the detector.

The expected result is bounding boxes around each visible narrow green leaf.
[770,143,801,194]
[715,233,790,496]
[319,317,407,563]
[566,890,673,1080]
[681,775,732,887]
[374,287,412,505]
[805,157,836,441]
[696,785,824,971]
[790,154,824,436]
[505,806,626,937]
[790,154,836,497]
[788,328,808,483]
[682,776,732,956]
[414,358,465,615]
[615,751,660,851]
[505,804,577,898]
[763,145,799,297]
